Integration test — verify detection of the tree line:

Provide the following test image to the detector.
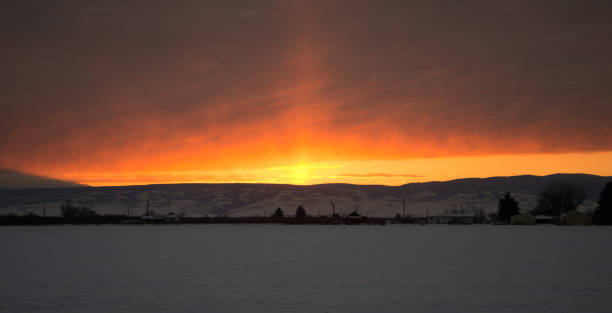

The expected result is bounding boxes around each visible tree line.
[497,181,612,224]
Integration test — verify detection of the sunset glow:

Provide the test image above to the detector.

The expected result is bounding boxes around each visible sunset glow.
[29,152,611,187]
[2,1,612,186]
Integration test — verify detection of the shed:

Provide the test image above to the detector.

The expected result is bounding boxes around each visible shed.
[561,210,591,225]
[511,213,535,225]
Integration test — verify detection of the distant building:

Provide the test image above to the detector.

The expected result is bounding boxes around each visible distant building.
[343,210,369,225]
[535,215,556,224]
[511,213,535,225]
[165,213,180,222]
[141,215,164,222]
[120,219,144,224]
[561,210,591,225]
[427,212,475,224]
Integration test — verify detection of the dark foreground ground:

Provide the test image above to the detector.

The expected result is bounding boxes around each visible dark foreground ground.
[1,225,612,313]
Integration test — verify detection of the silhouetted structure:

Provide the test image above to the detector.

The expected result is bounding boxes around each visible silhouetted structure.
[561,210,591,225]
[534,215,555,224]
[511,213,535,225]
[427,212,475,224]
[343,210,370,225]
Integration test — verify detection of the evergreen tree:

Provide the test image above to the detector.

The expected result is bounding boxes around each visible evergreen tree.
[497,192,520,223]
[295,206,306,218]
[595,182,612,224]
[273,207,284,218]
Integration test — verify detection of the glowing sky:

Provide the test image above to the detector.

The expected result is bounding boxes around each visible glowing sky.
[1,0,612,186]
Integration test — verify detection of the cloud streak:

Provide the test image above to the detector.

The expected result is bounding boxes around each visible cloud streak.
[337,173,424,178]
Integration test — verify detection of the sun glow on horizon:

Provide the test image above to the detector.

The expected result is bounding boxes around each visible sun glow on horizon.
[291,164,310,185]
[29,151,612,187]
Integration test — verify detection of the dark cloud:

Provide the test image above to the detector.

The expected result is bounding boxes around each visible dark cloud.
[0,169,84,188]
[1,0,611,176]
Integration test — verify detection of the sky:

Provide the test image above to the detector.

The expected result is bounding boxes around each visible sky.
[1,0,612,186]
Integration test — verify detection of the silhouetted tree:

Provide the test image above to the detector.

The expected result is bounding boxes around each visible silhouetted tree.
[594,182,612,224]
[295,206,306,218]
[60,200,97,219]
[533,182,586,216]
[60,200,76,218]
[395,213,402,220]
[273,207,284,218]
[497,192,520,223]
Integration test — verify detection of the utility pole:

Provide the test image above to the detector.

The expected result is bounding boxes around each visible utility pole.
[146,200,149,218]
[43,205,46,217]
[330,200,335,217]
[403,195,406,219]
[386,195,407,220]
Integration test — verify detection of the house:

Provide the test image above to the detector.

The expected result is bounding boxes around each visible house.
[120,218,144,224]
[343,210,369,225]
[561,210,591,225]
[535,215,556,224]
[427,212,475,224]
[141,215,164,222]
[165,213,180,222]
[511,213,535,225]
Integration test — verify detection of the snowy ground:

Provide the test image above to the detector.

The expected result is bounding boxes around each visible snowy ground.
[1,225,612,313]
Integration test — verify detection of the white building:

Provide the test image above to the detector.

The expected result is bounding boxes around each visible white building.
[427,212,475,224]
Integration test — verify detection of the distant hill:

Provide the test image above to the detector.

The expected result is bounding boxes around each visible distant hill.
[0,169,85,189]
[0,173,609,217]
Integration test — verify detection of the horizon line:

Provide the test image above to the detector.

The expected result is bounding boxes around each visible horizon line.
[6,172,608,190]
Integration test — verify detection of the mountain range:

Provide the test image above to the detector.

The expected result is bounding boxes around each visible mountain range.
[1,173,609,217]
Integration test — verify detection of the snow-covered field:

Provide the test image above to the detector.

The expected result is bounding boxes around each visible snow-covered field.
[1,225,611,313]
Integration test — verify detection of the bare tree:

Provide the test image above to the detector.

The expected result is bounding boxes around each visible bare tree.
[533,182,586,216]
[60,200,97,219]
